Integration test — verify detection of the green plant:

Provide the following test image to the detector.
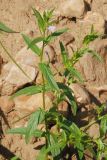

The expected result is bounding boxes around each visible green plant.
[1,9,106,160]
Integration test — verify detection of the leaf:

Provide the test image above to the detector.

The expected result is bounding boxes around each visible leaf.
[47,133,61,157]
[12,85,52,98]
[0,22,17,33]
[32,8,45,33]
[28,37,44,49]
[100,117,107,136]
[57,83,77,116]
[25,109,45,143]
[7,127,27,135]
[11,156,20,160]
[70,123,82,139]
[51,28,68,37]
[37,146,47,160]
[45,28,68,44]
[60,41,68,65]
[39,63,59,91]
[22,34,41,56]
[83,34,99,45]
[88,49,103,62]
[67,66,84,82]
[12,85,43,98]
[76,143,84,160]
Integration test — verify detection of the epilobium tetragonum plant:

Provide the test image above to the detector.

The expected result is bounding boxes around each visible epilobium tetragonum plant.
[0,9,107,160]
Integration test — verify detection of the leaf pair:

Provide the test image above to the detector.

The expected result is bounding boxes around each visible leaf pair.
[8,109,45,143]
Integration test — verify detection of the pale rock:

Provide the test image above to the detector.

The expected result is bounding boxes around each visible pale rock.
[87,123,100,139]
[70,83,91,104]
[0,55,2,73]
[14,93,52,116]
[0,96,14,113]
[58,101,68,117]
[1,82,14,96]
[56,0,85,18]
[92,0,107,20]
[15,45,55,68]
[5,63,36,87]
[83,12,105,34]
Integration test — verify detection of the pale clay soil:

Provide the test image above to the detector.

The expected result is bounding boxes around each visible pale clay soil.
[0,0,107,160]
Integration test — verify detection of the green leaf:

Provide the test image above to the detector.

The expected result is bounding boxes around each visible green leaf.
[28,37,44,49]
[32,8,45,33]
[51,28,68,37]
[88,49,103,62]
[12,85,52,98]
[11,156,20,160]
[25,109,45,143]
[12,85,43,98]
[60,41,68,65]
[100,117,107,136]
[37,146,47,160]
[45,28,68,44]
[76,143,84,160]
[47,133,61,157]
[57,83,77,116]
[7,127,27,135]
[83,34,99,45]
[70,123,82,139]
[67,67,84,82]
[22,34,41,56]
[0,22,17,33]
[39,63,59,91]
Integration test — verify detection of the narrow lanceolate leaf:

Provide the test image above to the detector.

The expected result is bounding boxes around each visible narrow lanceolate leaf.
[39,63,59,91]
[25,109,45,143]
[57,83,77,115]
[32,8,45,33]
[51,28,68,37]
[100,118,107,136]
[7,127,27,135]
[22,34,41,56]
[76,143,84,160]
[28,37,44,49]
[11,85,51,98]
[11,85,43,98]
[60,41,68,65]
[0,22,17,33]
[68,66,84,82]
[83,34,99,45]
[47,133,61,157]
[88,49,103,62]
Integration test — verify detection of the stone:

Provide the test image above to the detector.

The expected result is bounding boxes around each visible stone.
[70,83,91,105]
[58,101,68,117]
[83,12,105,34]
[56,0,85,18]
[0,96,14,113]
[5,63,36,88]
[15,45,55,68]
[87,123,100,139]
[92,0,107,21]
[1,82,14,96]
[14,93,52,116]
[0,55,3,74]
